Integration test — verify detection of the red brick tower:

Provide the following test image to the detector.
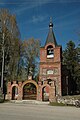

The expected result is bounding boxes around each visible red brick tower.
[39,19,62,96]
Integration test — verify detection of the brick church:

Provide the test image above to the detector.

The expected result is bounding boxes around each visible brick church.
[6,19,70,101]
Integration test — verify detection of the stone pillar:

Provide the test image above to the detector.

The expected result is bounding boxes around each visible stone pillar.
[49,81,56,102]
[37,81,42,101]
[7,82,12,100]
[18,82,22,100]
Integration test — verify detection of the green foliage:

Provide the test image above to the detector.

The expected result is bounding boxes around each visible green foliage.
[62,40,80,94]
[0,9,40,83]
[18,38,40,80]
[49,102,66,106]
[0,88,4,103]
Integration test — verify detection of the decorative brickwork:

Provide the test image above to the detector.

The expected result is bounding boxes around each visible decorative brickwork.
[7,78,56,101]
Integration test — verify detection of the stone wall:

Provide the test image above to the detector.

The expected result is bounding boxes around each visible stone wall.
[57,95,80,105]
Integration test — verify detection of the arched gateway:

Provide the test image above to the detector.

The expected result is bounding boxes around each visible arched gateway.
[22,80,38,100]
[7,79,39,100]
[7,79,56,102]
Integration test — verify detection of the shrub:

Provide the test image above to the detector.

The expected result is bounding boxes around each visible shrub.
[0,88,4,103]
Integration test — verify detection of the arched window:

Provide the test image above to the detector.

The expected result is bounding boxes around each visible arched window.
[47,45,54,58]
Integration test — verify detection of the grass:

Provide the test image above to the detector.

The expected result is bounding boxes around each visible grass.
[4,99,10,103]
[49,102,66,106]
[49,102,75,107]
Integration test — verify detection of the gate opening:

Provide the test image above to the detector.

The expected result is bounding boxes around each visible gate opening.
[23,83,37,100]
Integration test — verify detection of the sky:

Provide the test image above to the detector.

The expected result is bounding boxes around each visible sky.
[0,0,80,49]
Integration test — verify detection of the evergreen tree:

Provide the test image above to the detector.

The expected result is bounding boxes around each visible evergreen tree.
[75,44,80,93]
[62,40,80,94]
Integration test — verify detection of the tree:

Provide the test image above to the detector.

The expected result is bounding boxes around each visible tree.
[0,9,21,85]
[18,38,40,80]
[75,44,80,93]
[62,40,80,94]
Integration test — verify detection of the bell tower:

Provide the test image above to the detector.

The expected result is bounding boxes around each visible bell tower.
[39,19,62,96]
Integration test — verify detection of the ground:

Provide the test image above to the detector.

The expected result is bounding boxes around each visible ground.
[0,102,80,120]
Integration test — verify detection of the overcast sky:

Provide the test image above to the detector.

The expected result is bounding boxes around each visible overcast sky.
[0,0,80,49]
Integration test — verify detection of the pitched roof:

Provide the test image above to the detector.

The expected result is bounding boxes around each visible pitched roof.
[45,20,57,46]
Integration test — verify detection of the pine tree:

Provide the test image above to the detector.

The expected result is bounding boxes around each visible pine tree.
[62,40,80,94]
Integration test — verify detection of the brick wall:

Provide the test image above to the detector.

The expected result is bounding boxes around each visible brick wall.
[39,44,62,97]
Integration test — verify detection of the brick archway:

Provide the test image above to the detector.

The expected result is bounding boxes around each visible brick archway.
[7,80,55,101]
[11,84,19,89]
[41,84,50,101]
[11,84,19,100]
[41,84,50,89]
[22,80,38,100]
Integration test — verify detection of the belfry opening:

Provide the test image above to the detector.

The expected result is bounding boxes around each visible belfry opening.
[47,45,54,58]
